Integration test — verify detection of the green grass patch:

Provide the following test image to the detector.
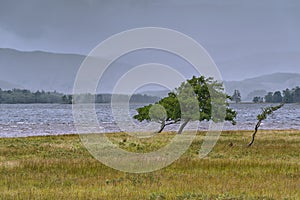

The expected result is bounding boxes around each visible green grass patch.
[0,130,299,199]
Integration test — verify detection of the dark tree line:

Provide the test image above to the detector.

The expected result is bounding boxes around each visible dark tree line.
[253,86,300,103]
[0,88,159,104]
[0,89,67,104]
[74,93,160,104]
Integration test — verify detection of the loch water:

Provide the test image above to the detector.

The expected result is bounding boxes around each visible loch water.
[0,103,299,137]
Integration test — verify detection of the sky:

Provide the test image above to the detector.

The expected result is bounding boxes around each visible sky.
[0,0,300,80]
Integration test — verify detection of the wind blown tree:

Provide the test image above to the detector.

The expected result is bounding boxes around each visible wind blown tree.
[134,76,237,134]
[155,92,181,132]
[248,103,284,147]
[134,92,181,133]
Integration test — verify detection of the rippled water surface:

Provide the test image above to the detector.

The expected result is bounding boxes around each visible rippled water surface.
[0,103,299,137]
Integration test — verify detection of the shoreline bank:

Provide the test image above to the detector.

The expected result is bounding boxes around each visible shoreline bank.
[1,128,299,139]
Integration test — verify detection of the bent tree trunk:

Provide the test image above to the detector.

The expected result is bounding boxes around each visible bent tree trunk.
[248,120,262,147]
[157,121,166,133]
[177,118,191,134]
[157,120,180,133]
[247,103,284,147]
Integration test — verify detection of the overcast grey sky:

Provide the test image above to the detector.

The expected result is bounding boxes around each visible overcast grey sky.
[0,0,299,80]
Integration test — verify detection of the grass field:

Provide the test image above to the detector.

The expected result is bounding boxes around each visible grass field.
[0,130,299,199]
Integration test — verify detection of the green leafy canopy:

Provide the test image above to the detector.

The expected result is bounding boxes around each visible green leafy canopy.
[133,76,237,133]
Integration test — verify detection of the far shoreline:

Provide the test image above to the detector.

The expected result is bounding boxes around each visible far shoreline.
[1,129,299,139]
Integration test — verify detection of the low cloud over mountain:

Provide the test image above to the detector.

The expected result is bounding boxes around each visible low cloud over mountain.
[1,48,299,99]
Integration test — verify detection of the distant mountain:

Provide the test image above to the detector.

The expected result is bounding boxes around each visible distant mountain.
[0,48,134,93]
[0,48,85,93]
[1,48,299,100]
[224,73,300,101]
[217,52,300,81]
